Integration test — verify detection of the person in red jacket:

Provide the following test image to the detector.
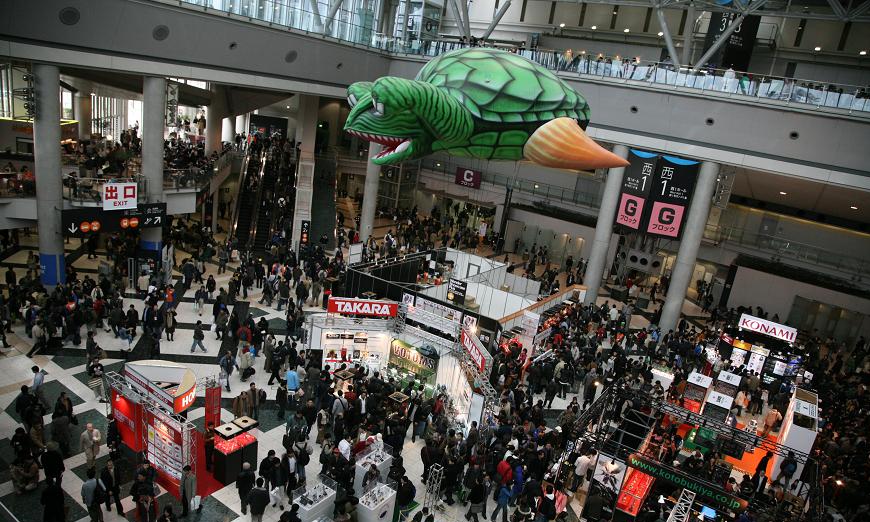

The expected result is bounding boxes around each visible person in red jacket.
[496,457,513,485]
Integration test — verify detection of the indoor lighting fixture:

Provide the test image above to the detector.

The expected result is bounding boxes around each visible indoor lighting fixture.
[534,184,539,188]
[286,105,290,108]
[779,191,787,195]
[835,479,844,486]
[861,50,868,56]
[612,10,618,14]
[559,23,566,28]
[814,46,822,51]
[851,205,858,210]
[590,25,597,30]
[623,28,630,33]
[657,31,664,36]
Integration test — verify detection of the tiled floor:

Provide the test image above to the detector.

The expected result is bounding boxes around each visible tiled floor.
[0,235,735,522]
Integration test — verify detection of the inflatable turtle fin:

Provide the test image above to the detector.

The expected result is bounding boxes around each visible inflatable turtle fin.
[523,117,630,171]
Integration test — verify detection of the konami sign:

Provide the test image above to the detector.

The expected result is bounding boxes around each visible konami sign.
[328,297,398,317]
[738,313,797,343]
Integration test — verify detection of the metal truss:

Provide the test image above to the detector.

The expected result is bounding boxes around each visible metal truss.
[552,0,870,23]
[666,489,698,522]
[423,463,444,510]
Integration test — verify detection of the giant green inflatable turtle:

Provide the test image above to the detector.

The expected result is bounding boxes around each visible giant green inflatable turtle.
[344,47,628,171]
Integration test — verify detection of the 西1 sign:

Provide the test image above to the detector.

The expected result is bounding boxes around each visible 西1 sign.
[103,182,138,211]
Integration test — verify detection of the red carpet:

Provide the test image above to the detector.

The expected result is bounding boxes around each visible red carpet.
[192,429,227,497]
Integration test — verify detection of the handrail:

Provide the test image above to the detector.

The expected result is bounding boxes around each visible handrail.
[161,0,870,117]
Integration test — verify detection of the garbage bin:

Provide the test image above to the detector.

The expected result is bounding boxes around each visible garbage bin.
[323,290,331,310]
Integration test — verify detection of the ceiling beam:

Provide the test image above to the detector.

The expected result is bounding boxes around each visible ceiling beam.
[656,5,682,68]
[848,0,870,18]
[826,0,849,19]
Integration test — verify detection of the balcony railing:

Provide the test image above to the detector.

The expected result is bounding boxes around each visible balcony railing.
[163,0,870,117]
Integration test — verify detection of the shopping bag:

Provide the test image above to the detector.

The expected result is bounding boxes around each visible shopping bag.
[190,495,201,510]
[269,487,282,505]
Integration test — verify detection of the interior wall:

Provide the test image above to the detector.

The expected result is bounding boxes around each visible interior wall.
[726,265,870,320]
[506,207,618,262]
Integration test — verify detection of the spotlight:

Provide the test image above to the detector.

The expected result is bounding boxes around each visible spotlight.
[814,46,821,51]
[657,31,664,36]
[623,28,630,33]
[590,25,597,30]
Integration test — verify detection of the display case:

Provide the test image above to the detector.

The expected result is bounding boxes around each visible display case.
[357,481,397,522]
[213,432,257,484]
[714,371,741,397]
[702,391,734,423]
[293,475,338,522]
[354,442,393,492]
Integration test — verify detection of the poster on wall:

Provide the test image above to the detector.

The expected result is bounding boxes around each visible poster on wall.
[592,453,627,496]
[111,389,143,452]
[645,155,699,239]
[145,409,184,496]
[447,279,468,305]
[615,149,658,230]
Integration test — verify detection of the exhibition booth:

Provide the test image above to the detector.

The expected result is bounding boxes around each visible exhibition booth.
[713,313,806,385]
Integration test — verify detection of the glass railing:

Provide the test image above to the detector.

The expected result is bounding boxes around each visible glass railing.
[163,0,870,117]
[702,224,870,278]
[164,148,236,190]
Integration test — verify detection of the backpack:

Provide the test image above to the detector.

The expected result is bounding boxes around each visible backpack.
[783,459,797,475]
[92,480,107,506]
[297,447,310,466]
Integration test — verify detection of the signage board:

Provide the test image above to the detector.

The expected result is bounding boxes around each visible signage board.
[390,339,438,373]
[454,167,482,189]
[102,182,138,211]
[165,82,179,127]
[327,297,398,317]
[111,389,144,452]
[300,220,311,245]
[615,149,658,230]
[62,203,167,237]
[738,313,797,343]
[446,278,468,306]
[533,327,552,344]
[521,311,540,337]
[626,453,748,512]
[460,328,490,373]
[145,408,184,495]
[123,364,196,414]
[704,12,761,71]
[645,155,699,239]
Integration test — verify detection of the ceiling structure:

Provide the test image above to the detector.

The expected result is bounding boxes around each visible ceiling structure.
[553,0,870,22]
[730,167,869,223]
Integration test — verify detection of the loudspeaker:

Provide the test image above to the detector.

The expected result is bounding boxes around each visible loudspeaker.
[624,249,663,274]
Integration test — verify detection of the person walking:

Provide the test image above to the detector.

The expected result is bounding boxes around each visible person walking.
[491,482,511,522]
[237,462,256,515]
[81,468,105,522]
[180,465,200,517]
[191,321,207,353]
[41,476,66,522]
[79,423,102,470]
[247,478,271,522]
[100,460,124,513]
[464,478,486,522]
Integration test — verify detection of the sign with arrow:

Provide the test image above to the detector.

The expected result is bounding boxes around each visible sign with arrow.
[62,203,167,237]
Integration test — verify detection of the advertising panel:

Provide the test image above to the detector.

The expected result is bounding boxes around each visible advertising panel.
[626,453,748,512]
[102,182,138,211]
[446,278,468,306]
[615,149,658,230]
[454,167,482,189]
[737,313,797,343]
[704,12,762,71]
[460,328,490,373]
[111,389,144,452]
[645,155,699,239]
[145,409,184,496]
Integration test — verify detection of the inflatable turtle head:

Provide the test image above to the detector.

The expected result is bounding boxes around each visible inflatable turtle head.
[344,48,629,171]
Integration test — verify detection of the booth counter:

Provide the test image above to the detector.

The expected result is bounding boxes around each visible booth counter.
[354,443,393,498]
[684,372,713,413]
[357,481,396,522]
[213,417,259,485]
[294,476,338,522]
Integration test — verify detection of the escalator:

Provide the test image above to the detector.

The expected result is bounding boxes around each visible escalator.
[232,149,263,249]
[250,159,280,254]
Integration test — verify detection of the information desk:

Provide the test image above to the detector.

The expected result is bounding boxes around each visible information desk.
[293,476,338,522]
[357,482,396,522]
[354,443,393,492]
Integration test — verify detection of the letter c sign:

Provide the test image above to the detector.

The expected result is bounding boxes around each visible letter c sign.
[455,167,481,188]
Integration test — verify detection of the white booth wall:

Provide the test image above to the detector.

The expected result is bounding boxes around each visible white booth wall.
[419,281,534,320]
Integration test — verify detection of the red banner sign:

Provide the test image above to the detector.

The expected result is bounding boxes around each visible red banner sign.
[327,297,398,317]
[454,167,482,189]
[460,329,489,373]
[204,385,222,428]
[111,389,144,452]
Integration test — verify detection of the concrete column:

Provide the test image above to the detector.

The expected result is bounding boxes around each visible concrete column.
[74,92,91,141]
[141,76,166,253]
[33,64,65,286]
[659,160,720,333]
[583,144,629,306]
[359,143,383,242]
[205,85,227,154]
[221,116,235,143]
[235,114,247,135]
[291,95,318,251]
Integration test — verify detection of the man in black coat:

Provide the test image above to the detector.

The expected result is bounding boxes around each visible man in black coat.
[237,462,256,515]
[100,460,124,513]
[246,478,271,522]
[41,441,65,485]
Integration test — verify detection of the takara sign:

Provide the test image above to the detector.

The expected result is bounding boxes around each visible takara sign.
[327,297,398,317]
[738,313,797,343]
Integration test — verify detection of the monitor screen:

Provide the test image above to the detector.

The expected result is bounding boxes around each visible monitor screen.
[701,506,717,519]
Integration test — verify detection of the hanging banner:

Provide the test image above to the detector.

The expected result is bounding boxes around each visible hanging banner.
[103,182,138,211]
[626,453,749,512]
[455,167,482,189]
[165,82,179,127]
[460,328,491,373]
[738,313,797,343]
[615,149,658,231]
[327,297,399,317]
[644,155,699,239]
[704,12,762,71]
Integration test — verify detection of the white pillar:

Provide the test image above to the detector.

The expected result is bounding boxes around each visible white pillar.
[33,64,65,286]
[659,161,720,332]
[221,117,235,143]
[291,95,319,251]
[141,76,166,253]
[74,92,91,141]
[235,114,247,134]
[359,143,383,242]
[205,85,227,154]
[583,144,629,305]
